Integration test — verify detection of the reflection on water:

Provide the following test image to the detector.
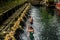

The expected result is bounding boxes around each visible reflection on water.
[56,10,60,40]
[40,7,58,40]
[20,6,60,40]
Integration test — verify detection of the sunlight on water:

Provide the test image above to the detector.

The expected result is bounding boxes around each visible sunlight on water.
[30,6,43,40]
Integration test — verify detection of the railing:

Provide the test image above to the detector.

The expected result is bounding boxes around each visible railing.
[4,3,31,40]
[0,1,28,25]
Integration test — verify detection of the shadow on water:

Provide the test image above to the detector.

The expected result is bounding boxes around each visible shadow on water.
[14,28,24,40]
[46,8,55,16]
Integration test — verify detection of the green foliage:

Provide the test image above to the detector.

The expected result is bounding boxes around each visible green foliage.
[0,0,26,13]
[48,0,54,2]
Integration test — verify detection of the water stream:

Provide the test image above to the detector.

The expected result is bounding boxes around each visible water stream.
[19,6,60,40]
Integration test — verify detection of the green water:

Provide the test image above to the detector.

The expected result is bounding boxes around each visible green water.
[40,7,58,40]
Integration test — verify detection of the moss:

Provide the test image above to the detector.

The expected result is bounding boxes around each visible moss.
[0,0,27,13]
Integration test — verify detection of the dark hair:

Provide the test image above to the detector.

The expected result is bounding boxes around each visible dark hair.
[29,16,31,18]
[30,27,33,29]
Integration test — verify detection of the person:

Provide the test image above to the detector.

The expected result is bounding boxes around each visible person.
[29,16,33,24]
[28,26,34,40]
